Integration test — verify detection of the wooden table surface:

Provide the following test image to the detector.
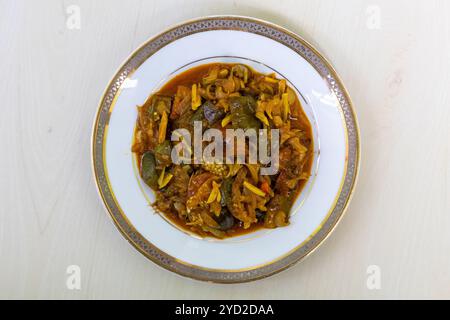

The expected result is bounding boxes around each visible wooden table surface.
[1,0,449,299]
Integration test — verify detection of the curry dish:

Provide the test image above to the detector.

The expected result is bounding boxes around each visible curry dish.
[132,63,313,238]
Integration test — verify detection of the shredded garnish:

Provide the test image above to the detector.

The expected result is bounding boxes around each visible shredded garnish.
[191,84,201,110]
[255,111,269,126]
[282,93,290,121]
[159,173,173,189]
[243,181,266,197]
[157,167,165,187]
[158,111,168,144]
[207,181,221,204]
[221,114,232,127]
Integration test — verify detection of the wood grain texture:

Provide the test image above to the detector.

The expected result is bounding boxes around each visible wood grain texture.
[0,0,449,299]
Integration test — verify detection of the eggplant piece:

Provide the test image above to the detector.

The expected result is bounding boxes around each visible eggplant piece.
[229,96,260,131]
[141,151,158,188]
[220,178,233,210]
[190,105,208,128]
[154,140,172,167]
[256,209,266,222]
[215,208,235,231]
[203,101,225,125]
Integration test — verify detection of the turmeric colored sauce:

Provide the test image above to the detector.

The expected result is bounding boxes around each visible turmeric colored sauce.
[159,64,214,96]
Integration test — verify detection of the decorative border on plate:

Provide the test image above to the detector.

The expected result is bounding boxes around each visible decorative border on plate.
[92,16,360,283]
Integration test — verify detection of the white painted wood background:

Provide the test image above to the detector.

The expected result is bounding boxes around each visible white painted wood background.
[1,0,449,299]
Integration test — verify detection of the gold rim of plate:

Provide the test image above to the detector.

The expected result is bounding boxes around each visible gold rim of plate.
[91,15,361,283]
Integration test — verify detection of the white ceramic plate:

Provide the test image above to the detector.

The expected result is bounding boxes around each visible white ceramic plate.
[92,16,360,283]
